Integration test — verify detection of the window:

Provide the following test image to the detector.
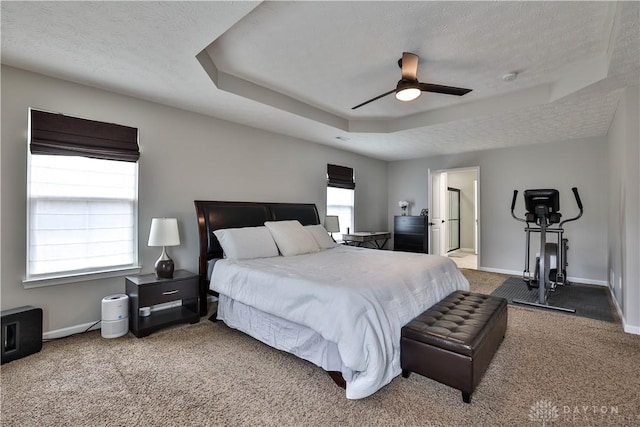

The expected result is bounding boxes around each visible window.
[326,164,355,241]
[326,187,354,241]
[26,109,139,283]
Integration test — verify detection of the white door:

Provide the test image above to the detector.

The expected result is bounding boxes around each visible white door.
[429,171,447,256]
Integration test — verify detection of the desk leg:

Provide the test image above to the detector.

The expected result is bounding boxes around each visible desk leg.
[374,238,389,249]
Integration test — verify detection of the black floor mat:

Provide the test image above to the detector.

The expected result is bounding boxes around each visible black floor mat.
[491,277,616,322]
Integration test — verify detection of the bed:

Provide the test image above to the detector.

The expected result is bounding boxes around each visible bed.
[194,200,469,399]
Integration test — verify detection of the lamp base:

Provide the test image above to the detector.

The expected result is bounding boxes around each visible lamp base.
[155,258,174,279]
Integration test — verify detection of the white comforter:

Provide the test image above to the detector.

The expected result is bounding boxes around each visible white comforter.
[210,245,469,399]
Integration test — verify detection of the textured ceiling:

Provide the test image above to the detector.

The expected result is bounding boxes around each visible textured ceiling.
[1,1,638,161]
[209,1,609,117]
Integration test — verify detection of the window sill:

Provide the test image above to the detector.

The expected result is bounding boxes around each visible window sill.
[23,266,143,289]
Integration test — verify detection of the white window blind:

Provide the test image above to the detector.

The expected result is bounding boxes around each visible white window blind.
[27,155,138,279]
[326,186,354,241]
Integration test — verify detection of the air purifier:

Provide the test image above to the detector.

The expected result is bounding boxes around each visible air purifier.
[101,294,129,338]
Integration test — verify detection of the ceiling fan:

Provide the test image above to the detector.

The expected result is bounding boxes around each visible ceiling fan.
[352,52,472,110]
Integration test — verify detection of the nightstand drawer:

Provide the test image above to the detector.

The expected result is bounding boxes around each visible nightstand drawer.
[141,278,198,306]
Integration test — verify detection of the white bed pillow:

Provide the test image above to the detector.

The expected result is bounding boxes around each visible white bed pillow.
[264,220,320,256]
[213,226,279,260]
[305,224,337,249]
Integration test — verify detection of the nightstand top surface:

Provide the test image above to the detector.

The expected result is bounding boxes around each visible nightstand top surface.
[126,269,198,285]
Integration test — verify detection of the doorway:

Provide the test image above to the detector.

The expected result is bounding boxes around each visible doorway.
[447,187,461,252]
[429,167,479,269]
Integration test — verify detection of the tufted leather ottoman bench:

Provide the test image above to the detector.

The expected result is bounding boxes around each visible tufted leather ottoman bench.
[400,290,507,403]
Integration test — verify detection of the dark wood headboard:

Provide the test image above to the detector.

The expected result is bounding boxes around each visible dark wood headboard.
[193,200,320,315]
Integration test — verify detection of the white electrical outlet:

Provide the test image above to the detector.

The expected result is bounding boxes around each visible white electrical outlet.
[610,269,615,289]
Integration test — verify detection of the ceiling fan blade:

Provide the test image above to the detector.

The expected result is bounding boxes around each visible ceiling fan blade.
[418,82,472,96]
[400,52,419,81]
[352,89,396,110]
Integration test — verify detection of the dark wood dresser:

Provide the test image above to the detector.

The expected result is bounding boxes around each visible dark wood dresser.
[394,215,429,253]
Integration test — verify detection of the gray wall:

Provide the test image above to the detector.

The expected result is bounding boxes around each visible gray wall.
[388,137,609,285]
[0,66,388,335]
[607,85,640,333]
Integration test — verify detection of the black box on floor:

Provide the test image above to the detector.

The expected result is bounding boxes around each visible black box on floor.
[1,306,43,364]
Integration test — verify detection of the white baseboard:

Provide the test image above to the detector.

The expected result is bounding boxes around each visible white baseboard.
[477,267,607,286]
[607,288,640,335]
[43,320,101,340]
[477,266,519,276]
[623,324,640,335]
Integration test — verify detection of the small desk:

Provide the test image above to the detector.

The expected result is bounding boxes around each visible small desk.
[342,232,391,249]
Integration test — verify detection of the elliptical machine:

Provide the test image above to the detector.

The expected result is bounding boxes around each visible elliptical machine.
[510,187,583,312]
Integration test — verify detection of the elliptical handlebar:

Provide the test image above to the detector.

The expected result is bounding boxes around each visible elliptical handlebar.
[510,190,527,222]
[511,187,583,226]
[572,187,583,210]
[560,187,583,226]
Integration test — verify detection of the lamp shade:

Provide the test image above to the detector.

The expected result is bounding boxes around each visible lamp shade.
[148,218,180,247]
[324,216,340,233]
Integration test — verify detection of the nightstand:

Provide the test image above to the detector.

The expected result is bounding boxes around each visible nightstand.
[125,270,200,337]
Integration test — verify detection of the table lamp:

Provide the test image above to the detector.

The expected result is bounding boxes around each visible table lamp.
[148,218,180,279]
[324,216,340,241]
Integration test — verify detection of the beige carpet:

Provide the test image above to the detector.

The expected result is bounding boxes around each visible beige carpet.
[447,251,477,270]
[2,269,639,426]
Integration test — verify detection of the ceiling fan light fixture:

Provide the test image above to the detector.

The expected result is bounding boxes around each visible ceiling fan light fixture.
[395,87,421,101]
[395,81,421,102]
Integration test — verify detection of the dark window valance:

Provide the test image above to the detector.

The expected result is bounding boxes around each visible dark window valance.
[327,164,355,189]
[30,109,140,162]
